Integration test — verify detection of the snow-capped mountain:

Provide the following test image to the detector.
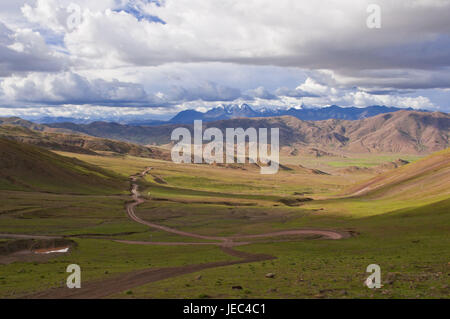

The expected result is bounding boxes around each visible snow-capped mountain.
[168,104,416,125]
[33,104,421,125]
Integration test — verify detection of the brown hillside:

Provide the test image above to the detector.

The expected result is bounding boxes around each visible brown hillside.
[0,124,171,160]
[343,111,449,153]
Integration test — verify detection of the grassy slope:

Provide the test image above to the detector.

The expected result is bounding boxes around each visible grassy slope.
[301,148,450,218]
[0,139,142,239]
[347,148,450,200]
[0,148,448,298]
[0,138,126,194]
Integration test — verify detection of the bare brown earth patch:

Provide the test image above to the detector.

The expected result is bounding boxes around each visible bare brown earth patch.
[0,238,75,265]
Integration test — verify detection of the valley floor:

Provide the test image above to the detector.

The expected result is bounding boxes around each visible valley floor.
[0,152,449,298]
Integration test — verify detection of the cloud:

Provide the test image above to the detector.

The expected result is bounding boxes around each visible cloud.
[296,78,332,96]
[0,72,245,107]
[342,91,435,109]
[24,0,446,93]
[0,0,450,115]
[0,104,174,122]
[166,82,242,102]
[275,87,318,98]
[60,1,450,71]
[275,77,334,98]
[331,67,450,91]
[0,21,68,76]
[245,86,278,100]
[0,72,166,107]
[22,0,71,33]
[21,0,118,33]
[272,77,436,110]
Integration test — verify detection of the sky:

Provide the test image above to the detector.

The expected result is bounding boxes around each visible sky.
[0,0,449,121]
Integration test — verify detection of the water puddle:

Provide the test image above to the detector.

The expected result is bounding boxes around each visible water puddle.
[33,247,70,254]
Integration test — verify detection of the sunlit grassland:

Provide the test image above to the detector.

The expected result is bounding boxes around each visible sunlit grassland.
[301,193,450,219]
[50,151,448,236]
[56,151,380,196]
[102,152,448,298]
[325,154,423,168]
[141,161,358,199]
[114,199,450,299]
[280,153,424,171]
[58,151,364,199]
[54,152,159,176]
[0,239,236,298]
[1,149,448,298]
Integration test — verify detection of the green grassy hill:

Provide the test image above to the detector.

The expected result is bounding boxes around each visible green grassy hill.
[347,148,450,200]
[0,138,127,194]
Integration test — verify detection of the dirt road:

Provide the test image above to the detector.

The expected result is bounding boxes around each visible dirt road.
[29,246,274,299]
[25,167,349,298]
[126,168,347,246]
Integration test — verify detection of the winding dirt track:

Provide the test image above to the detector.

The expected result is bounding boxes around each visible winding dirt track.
[123,168,347,246]
[25,167,348,299]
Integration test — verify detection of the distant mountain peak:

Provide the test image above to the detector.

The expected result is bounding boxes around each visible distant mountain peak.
[164,105,430,125]
[20,105,435,127]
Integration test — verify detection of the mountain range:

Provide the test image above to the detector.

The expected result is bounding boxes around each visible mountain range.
[164,104,417,125]
[41,110,449,155]
[26,105,420,125]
